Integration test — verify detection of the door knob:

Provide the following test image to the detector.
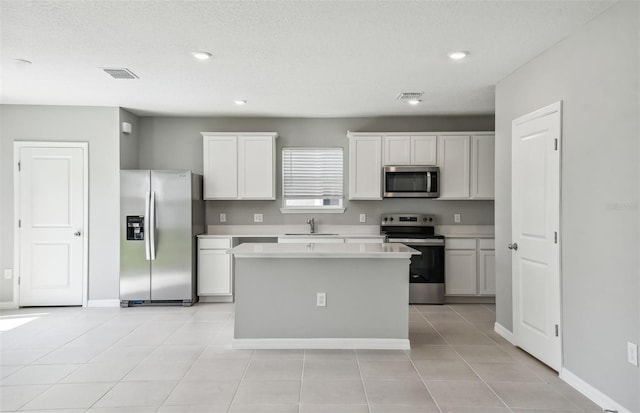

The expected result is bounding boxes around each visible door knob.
[74,231,82,237]
[508,242,518,251]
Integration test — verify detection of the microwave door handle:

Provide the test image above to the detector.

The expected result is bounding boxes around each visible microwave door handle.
[427,171,432,193]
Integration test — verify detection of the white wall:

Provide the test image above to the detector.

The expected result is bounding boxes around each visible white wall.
[0,105,121,304]
[495,2,639,410]
[119,108,140,169]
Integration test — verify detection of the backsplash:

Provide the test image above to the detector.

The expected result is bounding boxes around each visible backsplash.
[205,198,494,226]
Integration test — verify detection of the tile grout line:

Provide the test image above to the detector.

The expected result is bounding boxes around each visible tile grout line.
[298,349,305,413]
[354,348,374,413]
[418,305,515,412]
[407,305,445,413]
[225,345,257,413]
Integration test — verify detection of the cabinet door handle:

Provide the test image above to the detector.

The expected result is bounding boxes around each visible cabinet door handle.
[508,242,518,251]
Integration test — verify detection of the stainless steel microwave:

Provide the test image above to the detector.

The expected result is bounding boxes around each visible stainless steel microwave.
[383,166,439,198]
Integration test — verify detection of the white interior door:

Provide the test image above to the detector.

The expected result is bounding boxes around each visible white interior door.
[511,102,562,371]
[15,143,88,306]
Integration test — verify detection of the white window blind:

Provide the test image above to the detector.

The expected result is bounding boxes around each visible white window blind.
[282,147,343,207]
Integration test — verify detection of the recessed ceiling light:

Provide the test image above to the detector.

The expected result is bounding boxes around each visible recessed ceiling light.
[192,51,212,60]
[448,51,469,60]
[408,99,421,105]
[234,100,247,106]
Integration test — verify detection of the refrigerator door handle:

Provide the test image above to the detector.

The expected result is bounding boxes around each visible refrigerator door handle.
[144,191,151,260]
[150,191,157,260]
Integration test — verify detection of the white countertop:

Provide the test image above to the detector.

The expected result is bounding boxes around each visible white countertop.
[228,242,420,258]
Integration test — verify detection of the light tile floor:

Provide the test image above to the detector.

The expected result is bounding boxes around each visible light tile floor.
[0,304,603,413]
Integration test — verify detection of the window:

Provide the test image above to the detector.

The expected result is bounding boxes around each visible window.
[281,147,344,213]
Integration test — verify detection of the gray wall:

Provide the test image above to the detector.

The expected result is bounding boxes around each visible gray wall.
[0,105,121,303]
[139,115,495,226]
[495,2,639,410]
[119,109,140,169]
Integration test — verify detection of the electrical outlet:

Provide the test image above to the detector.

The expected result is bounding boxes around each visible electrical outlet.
[628,342,638,366]
[3,269,12,280]
[253,213,263,223]
[454,213,461,223]
[219,213,226,223]
[359,214,366,223]
[316,292,326,307]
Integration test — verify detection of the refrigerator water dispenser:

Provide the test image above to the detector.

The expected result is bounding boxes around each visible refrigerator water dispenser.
[126,216,145,240]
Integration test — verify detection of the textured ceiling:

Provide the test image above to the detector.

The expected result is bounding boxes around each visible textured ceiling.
[1,0,615,117]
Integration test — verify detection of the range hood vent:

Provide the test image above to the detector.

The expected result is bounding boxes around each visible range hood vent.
[396,92,423,100]
[102,68,139,79]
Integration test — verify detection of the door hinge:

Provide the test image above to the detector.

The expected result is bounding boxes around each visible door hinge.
[18,276,21,286]
[554,139,558,151]
[554,231,558,244]
[17,161,21,171]
[18,219,21,228]
[555,324,559,337]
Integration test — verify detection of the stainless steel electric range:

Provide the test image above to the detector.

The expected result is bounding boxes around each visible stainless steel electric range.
[381,213,445,304]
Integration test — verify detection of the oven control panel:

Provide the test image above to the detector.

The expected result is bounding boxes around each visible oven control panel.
[381,213,435,226]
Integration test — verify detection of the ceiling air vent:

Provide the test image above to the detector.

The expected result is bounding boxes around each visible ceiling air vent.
[397,92,424,101]
[102,68,138,79]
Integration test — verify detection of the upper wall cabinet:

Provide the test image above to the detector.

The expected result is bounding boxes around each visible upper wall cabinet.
[202,132,278,200]
[347,133,382,200]
[437,133,494,200]
[383,134,437,166]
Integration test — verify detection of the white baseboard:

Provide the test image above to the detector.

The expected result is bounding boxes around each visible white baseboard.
[560,368,632,413]
[87,299,120,308]
[0,301,18,310]
[198,296,234,303]
[232,338,411,350]
[494,322,516,345]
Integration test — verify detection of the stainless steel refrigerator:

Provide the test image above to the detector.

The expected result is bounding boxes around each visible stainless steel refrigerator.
[120,170,204,307]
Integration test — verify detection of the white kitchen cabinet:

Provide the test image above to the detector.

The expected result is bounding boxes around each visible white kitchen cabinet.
[347,134,382,200]
[198,237,235,302]
[382,135,437,166]
[470,134,495,199]
[202,132,278,200]
[445,237,495,297]
[383,136,411,165]
[203,135,238,199]
[478,250,496,295]
[445,249,477,295]
[437,135,470,199]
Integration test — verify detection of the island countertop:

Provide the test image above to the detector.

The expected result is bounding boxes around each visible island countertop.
[228,242,420,258]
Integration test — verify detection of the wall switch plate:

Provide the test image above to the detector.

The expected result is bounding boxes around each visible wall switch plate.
[219,213,226,223]
[359,214,366,223]
[316,292,326,307]
[628,342,638,366]
[454,213,461,223]
[3,269,12,280]
[253,213,263,223]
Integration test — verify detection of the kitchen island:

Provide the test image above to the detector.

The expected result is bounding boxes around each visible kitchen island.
[228,242,419,350]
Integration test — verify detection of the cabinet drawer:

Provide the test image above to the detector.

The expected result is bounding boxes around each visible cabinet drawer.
[199,238,232,249]
[445,238,476,250]
[478,239,495,250]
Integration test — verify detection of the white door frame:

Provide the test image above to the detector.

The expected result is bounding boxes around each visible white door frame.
[13,141,89,308]
[511,101,562,370]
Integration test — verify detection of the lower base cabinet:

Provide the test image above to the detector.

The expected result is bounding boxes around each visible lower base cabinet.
[198,237,234,302]
[445,238,495,297]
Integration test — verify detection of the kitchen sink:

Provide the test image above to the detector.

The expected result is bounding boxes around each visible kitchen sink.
[283,233,339,236]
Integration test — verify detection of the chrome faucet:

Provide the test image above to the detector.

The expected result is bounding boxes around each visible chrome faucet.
[306,217,315,234]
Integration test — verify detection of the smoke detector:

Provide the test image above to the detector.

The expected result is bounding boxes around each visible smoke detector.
[102,68,139,79]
